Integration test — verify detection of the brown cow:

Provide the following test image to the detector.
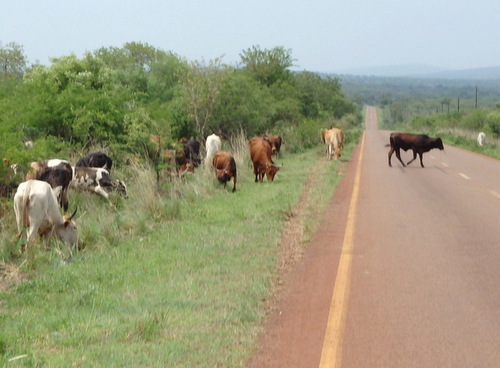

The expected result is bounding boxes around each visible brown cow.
[388,132,444,168]
[264,134,282,158]
[249,137,280,182]
[212,151,237,192]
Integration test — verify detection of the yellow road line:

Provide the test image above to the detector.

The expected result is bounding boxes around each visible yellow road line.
[319,131,365,368]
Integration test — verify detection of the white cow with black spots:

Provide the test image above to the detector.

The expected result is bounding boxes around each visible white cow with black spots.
[71,167,127,200]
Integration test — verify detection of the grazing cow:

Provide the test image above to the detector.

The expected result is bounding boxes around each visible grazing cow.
[76,151,113,171]
[26,159,73,211]
[184,139,201,167]
[71,167,128,200]
[212,151,237,192]
[205,134,221,165]
[249,137,280,182]
[477,132,486,146]
[321,128,344,160]
[1,158,20,198]
[14,180,78,249]
[264,134,283,158]
[388,132,444,168]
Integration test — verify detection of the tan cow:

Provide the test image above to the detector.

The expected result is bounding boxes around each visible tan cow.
[14,180,78,250]
[321,128,344,160]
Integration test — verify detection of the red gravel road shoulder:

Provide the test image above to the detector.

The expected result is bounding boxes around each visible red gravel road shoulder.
[247,140,362,368]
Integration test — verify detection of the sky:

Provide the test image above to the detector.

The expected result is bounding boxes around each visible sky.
[2,0,500,73]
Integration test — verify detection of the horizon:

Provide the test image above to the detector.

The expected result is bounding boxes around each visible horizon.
[2,1,500,74]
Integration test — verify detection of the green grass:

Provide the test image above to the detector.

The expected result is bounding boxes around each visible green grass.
[0,133,359,367]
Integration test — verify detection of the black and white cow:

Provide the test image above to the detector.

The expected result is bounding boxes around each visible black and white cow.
[71,167,127,200]
[76,152,113,172]
[26,159,73,211]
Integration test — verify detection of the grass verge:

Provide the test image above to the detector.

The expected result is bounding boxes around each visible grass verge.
[0,131,360,367]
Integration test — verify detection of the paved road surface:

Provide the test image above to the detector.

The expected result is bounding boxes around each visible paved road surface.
[248,106,500,367]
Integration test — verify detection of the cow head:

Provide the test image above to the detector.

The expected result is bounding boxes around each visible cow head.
[112,180,128,198]
[179,162,195,176]
[216,169,232,183]
[436,137,444,150]
[334,147,342,159]
[265,164,280,182]
[57,208,78,246]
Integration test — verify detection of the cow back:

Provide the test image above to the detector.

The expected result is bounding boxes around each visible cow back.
[249,137,272,163]
[205,134,222,164]
[184,140,201,166]
[27,159,72,210]
[76,152,112,171]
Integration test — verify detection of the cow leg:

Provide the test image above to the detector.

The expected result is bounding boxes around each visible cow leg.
[418,153,425,168]
[94,185,110,199]
[407,150,417,166]
[42,228,55,248]
[395,148,406,167]
[60,188,69,211]
[388,146,395,167]
[25,223,40,256]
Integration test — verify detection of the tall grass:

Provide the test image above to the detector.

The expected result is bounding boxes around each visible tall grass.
[0,130,356,367]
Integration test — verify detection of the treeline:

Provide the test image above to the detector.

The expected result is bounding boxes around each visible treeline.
[0,42,361,171]
[336,74,500,127]
[333,73,500,150]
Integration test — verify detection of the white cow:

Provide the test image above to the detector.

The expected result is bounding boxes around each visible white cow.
[204,134,222,165]
[477,132,486,146]
[14,180,78,248]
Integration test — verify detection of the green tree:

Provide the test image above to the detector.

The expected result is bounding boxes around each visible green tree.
[0,42,27,78]
[239,45,295,87]
[211,71,275,138]
[177,57,232,139]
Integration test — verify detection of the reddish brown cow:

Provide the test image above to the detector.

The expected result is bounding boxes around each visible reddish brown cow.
[264,134,282,158]
[212,151,237,192]
[249,137,280,182]
[388,132,444,168]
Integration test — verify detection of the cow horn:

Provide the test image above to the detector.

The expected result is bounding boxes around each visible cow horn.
[70,207,78,219]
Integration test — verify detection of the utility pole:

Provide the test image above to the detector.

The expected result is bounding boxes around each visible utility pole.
[475,86,478,109]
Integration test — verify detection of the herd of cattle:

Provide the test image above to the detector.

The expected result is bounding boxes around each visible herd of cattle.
[12,151,128,253]
[15,125,450,255]
[4,132,292,253]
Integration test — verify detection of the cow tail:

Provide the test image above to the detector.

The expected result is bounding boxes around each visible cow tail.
[21,182,32,227]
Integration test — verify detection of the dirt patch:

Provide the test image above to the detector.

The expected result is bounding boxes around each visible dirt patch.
[0,260,26,292]
[268,158,326,302]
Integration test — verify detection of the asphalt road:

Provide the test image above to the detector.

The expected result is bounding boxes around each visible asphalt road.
[248,106,500,367]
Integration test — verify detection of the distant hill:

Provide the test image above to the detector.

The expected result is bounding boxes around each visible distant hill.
[426,66,500,80]
[332,64,500,80]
